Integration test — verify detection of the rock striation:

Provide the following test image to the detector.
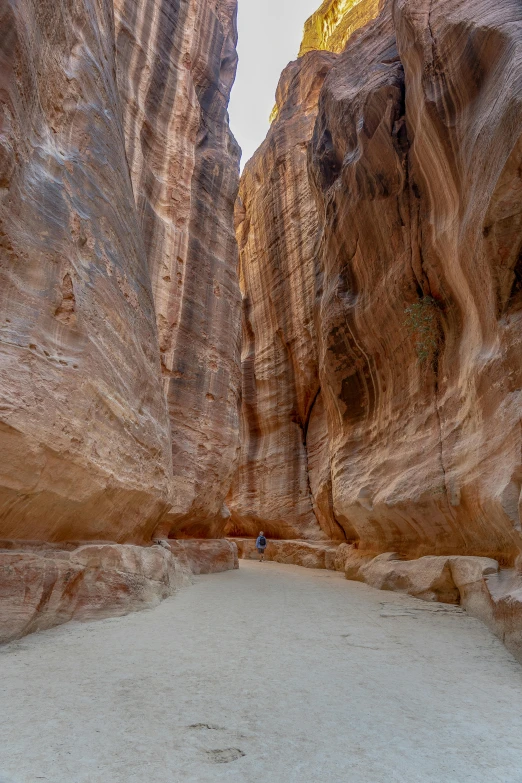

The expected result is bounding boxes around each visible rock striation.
[0,539,238,644]
[115,0,242,538]
[309,0,522,561]
[0,0,240,544]
[299,0,381,57]
[227,51,344,541]
[230,0,522,569]
[167,538,239,574]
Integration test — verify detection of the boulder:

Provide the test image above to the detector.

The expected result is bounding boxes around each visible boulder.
[359,554,460,603]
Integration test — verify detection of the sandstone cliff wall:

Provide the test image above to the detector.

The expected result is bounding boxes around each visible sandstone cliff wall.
[227,51,343,540]
[231,0,522,564]
[0,0,240,543]
[115,0,241,538]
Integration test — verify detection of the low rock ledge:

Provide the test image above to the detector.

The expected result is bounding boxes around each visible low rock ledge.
[232,539,522,663]
[0,540,238,645]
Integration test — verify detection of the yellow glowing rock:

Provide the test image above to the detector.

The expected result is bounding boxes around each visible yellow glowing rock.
[299,0,381,55]
[269,0,380,125]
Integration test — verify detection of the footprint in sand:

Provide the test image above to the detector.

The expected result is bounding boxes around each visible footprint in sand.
[205,748,245,764]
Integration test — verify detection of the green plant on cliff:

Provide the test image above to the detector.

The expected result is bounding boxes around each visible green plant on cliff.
[404,296,441,363]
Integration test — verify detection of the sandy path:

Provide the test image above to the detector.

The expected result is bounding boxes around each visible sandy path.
[1,560,522,783]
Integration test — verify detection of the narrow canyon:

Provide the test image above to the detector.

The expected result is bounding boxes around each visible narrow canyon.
[1,0,522,759]
[228,0,522,662]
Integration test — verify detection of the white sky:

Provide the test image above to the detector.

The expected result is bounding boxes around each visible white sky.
[229,0,321,169]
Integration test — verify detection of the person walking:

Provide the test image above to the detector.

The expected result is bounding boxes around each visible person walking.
[255,531,267,562]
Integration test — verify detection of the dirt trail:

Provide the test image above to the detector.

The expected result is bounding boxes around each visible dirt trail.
[1,561,522,783]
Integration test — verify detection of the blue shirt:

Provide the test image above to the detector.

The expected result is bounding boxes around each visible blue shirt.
[256,535,267,549]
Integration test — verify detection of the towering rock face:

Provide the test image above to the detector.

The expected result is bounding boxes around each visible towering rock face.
[227,52,343,541]
[114,0,241,538]
[310,0,522,561]
[232,0,522,564]
[0,0,240,543]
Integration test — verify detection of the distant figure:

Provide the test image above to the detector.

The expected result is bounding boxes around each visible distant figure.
[256,531,267,562]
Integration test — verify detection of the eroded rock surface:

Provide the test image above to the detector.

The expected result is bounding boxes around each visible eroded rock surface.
[0,543,188,644]
[0,539,239,644]
[114,0,242,538]
[309,0,522,560]
[227,51,342,541]
[167,538,239,574]
[299,0,381,56]
[0,0,240,543]
[231,0,522,566]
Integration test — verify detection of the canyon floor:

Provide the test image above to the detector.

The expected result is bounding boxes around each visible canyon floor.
[1,561,522,783]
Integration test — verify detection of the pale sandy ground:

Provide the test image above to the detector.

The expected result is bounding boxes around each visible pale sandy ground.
[1,560,522,783]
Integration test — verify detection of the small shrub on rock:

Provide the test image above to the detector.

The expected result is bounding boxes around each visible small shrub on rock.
[404,296,441,364]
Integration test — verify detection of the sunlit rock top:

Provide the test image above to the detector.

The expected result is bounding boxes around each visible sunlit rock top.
[270,0,381,124]
[299,0,381,55]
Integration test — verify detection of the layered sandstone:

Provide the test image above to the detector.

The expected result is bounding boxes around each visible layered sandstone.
[309,0,522,560]
[167,538,239,573]
[0,0,240,543]
[115,0,242,538]
[232,0,522,567]
[227,52,343,541]
[0,539,238,644]
[299,0,381,56]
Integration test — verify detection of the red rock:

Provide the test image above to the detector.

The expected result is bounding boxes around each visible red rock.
[344,549,522,662]
[480,569,522,664]
[166,539,239,574]
[336,545,376,579]
[308,0,522,560]
[226,51,341,542]
[0,0,240,544]
[114,0,242,538]
[233,0,522,566]
[0,544,187,643]
[360,554,460,604]
[0,539,239,644]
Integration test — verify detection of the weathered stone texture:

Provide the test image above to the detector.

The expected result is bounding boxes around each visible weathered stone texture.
[232,0,522,566]
[167,538,239,573]
[227,51,342,541]
[114,0,241,538]
[0,0,240,543]
[299,0,381,56]
[310,0,522,560]
[230,538,340,569]
[0,539,239,644]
